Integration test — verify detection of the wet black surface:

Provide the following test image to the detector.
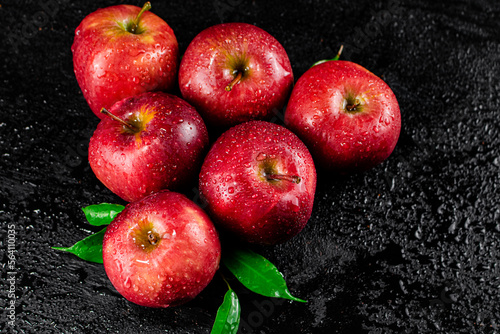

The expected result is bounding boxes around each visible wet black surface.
[1,0,499,333]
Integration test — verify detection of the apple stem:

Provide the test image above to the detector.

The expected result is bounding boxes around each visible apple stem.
[100,108,138,132]
[225,71,243,92]
[333,44,344,61]
[130,2,151,34]
[266,173,301,184]
[148,232,158,245]
[346,99,361,112]
[310,44,345,67]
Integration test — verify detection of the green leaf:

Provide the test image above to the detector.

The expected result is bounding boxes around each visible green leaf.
[222,247,306,303]
[82,203,125,226]
[211,288,240,334]
[52,227,106,263]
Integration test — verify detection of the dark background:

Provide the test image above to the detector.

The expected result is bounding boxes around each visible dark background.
[1,0,499,333]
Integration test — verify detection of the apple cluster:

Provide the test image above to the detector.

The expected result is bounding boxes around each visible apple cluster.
[72,3,400,308]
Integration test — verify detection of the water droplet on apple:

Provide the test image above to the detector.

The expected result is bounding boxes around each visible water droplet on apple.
[129,47,142,57]
[228,187,234,194]
[124,277,131,288]
[256,152,267,161]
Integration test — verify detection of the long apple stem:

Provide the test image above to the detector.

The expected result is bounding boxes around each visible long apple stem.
[266,174,301,184]
[130,2,151,34]
[100,108,138,132]
[225,71,243,91]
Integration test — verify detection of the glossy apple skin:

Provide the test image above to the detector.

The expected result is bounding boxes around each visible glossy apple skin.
[285,60,401,173]
[103,190,221,308]
[89,92,209,202]
[178,23,293,128]
[199,121,316,245]
[72,4,179,119]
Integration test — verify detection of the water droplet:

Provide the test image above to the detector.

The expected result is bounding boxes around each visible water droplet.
[124,277,131,288]
[256,152,267,161]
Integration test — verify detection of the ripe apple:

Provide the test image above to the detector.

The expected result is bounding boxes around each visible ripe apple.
[178,23,293,128]
[89,92,209,202]
[199,121,316,245]
[284,60,401,173]
[72,2,179,119]
[103,190,221,308]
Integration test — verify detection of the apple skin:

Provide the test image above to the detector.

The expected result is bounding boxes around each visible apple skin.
[72,4,179,119]
[199,121,316,245]
[178,23,293,128]
[284,60,401,174]
[89,92,209,202]
[102,190,221,308]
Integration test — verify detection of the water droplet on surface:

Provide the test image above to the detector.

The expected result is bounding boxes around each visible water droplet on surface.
[124,277,131,288]
[256,152,267,161]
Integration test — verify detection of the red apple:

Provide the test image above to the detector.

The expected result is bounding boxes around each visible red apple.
[72,2,179,119]
[199,121,316,245]
[285,60,401,173]
[178,23,293,128]
[103,190,221,308]
[89,92,209,202]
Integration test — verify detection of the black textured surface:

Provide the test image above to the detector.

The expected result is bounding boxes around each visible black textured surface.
[1,0,499,333]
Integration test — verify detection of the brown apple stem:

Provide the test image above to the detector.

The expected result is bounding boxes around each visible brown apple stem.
[266,173,301,184]
[334,44,344,61]
[225,71,243,91]
[148,233,158,245]
[130,2,151,34]
[346,99,360,111]
[100,108,138,132]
